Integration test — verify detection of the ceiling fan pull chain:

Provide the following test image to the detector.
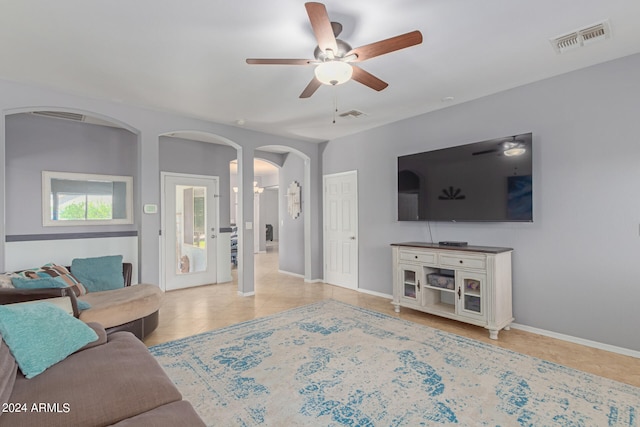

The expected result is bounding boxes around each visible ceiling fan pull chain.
[332,86,338,124]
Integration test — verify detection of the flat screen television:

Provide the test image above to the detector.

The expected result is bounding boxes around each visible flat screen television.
[397,133,533,222]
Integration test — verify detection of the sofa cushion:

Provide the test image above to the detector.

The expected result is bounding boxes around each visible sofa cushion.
[109,400,205,426]
[78,284,162,328]
[0,302,98,378]
[3,332,183,427]
[71,255,124,292]
[14,264,87,296]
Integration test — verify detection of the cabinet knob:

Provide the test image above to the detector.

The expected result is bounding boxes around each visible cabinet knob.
[459,260,463,264]
[415,255,418,259]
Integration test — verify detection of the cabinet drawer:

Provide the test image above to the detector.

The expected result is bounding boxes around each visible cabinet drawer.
[439,253,486,270]
[399,250,436,264]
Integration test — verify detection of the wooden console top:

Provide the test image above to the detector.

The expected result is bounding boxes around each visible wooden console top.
[391,242,513,254]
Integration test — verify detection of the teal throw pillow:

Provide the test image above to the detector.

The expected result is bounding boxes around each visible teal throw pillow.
[11,276,67,289]
[0,302,98,378]
[71,255,124,293]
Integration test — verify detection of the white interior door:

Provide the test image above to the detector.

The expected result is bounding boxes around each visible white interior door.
[323,171,358,289]
[162,173,218,291]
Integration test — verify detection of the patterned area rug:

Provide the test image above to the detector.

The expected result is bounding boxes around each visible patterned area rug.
[150,300,639,426]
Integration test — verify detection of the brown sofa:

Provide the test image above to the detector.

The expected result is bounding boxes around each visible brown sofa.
[75,263,162,339]
[0,263,161,340]
[0,292,204,427]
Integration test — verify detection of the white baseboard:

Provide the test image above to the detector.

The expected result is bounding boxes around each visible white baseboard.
[277,276,639,359]
[278,269,304,279]
[277,269,321,283]
[358,288,393,299]
[354,287,638,358]
[510,323,640,359]
[237,291,255,297]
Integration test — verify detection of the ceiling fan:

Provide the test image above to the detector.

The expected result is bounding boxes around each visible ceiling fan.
[246,2,423,98]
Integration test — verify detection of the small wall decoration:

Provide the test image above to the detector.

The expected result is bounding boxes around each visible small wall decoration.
[438,186,466,200]
[287,181,301,219]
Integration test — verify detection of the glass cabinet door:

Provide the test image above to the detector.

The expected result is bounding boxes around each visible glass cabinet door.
[456,272,486,321]
[399,264,421,303]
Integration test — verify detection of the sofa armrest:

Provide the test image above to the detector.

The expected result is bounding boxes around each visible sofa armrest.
[76,322,108,351]
[0,287,80,317]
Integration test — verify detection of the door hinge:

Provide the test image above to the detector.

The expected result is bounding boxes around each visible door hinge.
[159,229,162,236]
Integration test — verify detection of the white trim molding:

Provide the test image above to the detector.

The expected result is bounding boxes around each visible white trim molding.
[278,269,304,279]
[511,323,640,359]
[358,288,393,300]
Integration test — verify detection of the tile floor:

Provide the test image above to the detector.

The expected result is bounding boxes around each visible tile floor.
[144,247,640,388]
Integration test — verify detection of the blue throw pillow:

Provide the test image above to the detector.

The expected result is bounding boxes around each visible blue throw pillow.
[11,276,66,289]
[0,302,98,378]
[71,255,124,293]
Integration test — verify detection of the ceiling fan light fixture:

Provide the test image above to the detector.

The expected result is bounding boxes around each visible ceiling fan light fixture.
[503,144,526,157]
[502,137,526,156]
[314,61,353,86]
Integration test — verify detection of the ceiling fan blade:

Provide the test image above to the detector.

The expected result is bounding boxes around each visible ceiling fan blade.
[305,2,338,54]
[351,66,388,91]
[246,58,314,65]
[347,30,423,62]
[300,77,322,98]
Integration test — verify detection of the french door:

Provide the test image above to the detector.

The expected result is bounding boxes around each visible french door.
[162,173,218,291]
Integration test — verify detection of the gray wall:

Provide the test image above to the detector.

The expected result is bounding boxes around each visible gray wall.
[323,53,640,352]
[5,113,138,235]
[159,136,236,228]
[263,188,279,242]
[0,78,324,292]
[279,154,305,275]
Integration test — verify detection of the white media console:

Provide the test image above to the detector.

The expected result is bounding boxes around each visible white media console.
[391,242,513,339]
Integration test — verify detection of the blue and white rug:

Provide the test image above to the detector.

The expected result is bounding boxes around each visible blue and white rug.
[150,300,639,426]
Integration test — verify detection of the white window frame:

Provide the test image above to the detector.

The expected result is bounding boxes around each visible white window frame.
[42,171,133,226]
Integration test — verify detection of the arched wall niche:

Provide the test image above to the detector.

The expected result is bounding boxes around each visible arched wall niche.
[2,106,141,278]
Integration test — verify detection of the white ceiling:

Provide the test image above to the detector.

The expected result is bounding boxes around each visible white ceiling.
[2,1,640,142]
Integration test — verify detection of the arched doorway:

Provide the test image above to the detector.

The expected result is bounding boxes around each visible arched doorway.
[255,145,312,282]
[158,131,248,292]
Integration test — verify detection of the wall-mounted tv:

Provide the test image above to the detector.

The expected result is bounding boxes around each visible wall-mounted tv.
[397,133,533,222]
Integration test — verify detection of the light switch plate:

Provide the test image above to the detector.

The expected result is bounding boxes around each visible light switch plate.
[245,221,253,230]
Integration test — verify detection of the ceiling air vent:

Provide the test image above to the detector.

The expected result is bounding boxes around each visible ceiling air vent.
[550,20,610,54]
[30,111,122,128]
[580,23,608,44]
[32,111,85,121]
[338,109,367,119]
